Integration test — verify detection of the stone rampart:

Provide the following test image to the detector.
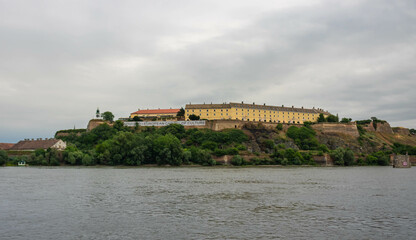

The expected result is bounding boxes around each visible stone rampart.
[374,122,394,134]
[55,132,82,137]
[87,119,113,131]
[392,154,411,168]
[360,122,394,134]
[392,127,410,135]
[362,123,375,132]
[311,123,359,137]
[313,154,331,166]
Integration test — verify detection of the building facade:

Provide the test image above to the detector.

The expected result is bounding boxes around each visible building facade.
[185,102,330,124]
[130,108,180,119]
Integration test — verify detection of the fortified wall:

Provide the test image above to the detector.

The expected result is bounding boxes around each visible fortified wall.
[361,122,394,134]
[311,123,359,137]
[122,119,362,137]
[87,119,113,131]
[391,154,411,168]
[392,127,410,135]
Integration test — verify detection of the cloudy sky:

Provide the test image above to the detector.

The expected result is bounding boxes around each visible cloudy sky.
[0,0,415,142]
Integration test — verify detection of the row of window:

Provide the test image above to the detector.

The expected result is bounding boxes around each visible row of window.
[186,113,314,120]
[186,109,315,116]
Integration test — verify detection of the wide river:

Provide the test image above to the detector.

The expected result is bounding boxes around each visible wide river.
[0,166,415,239]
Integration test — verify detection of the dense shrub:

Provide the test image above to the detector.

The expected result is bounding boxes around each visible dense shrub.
[326,115,339,123]
[231,155,244,166]
[157,124,186,139]
[0,150,7,166]
[330,147,355,166]
[286,126,320,150]
[271,148,310,165]
[189,114,200,120]
[189,147,215,166]
[201,141,218,151]
[392,143,416,155]
[366,151,390,166]
[340,118,352,123]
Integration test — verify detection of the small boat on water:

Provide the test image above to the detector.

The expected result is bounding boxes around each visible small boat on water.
[17,161,26,166]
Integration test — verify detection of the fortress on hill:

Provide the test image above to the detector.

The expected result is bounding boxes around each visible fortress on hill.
[185,102,330,124]
[130,102,331,124]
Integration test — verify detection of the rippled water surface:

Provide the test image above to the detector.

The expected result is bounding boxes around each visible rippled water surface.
[1,167,415,239]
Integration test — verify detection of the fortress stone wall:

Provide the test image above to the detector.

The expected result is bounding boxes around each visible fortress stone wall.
[87,119,113,131]
[311,123,359,137]
[392,127,410,135]
[361,122,394,134]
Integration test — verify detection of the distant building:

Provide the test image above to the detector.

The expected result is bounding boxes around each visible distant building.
[0,143,14,150]
[10,138,66,151]
[130,108,180,120]
[185,102,331,124]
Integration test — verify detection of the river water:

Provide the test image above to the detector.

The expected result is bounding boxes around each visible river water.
[0,166,415,239]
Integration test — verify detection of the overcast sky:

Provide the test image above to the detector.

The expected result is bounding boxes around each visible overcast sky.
[1,0,415,143]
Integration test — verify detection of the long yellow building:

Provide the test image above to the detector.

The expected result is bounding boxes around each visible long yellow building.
[185,102,330,124]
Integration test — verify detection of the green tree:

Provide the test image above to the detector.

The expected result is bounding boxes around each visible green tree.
[153,134,183,166]
[188,147,215,165]
[132,116,142,121]
[82,154,94,165]
[340,118,352,123]
[102,111,115,122]
[326,115,339,122]
[0,150,7,166]
[157,124,185,139]
[231,155,244,166]
[286,126,319,150]
[330,147,355,166]
[330,147,345,165]
[189,114,200,120]
[276,123,283,131]
[343,149,355,166]
[317,113,326,123]
[177,108,185,117]
[201,141,218,151]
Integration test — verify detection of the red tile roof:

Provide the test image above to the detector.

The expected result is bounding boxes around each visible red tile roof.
[10,139,61,151]
[131,109,180,114]
[0,143,14,150]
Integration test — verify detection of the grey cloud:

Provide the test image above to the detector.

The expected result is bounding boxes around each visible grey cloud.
[0,0,415,142]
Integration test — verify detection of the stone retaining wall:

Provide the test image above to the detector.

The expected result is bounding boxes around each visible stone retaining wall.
[311,123,359,137]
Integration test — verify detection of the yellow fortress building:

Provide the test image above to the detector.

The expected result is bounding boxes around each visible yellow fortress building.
[185,102,331,124]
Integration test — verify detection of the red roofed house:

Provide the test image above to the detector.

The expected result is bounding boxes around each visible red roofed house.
[10,138,66,151]
[0,143,14,150]
[130,108,180,120]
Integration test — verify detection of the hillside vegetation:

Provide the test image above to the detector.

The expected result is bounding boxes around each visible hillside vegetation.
[3,119,415,167]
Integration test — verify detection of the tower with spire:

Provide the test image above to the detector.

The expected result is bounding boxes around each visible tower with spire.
[96,108,101,119]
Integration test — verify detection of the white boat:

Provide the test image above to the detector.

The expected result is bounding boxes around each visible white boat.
[17,161,26,166]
